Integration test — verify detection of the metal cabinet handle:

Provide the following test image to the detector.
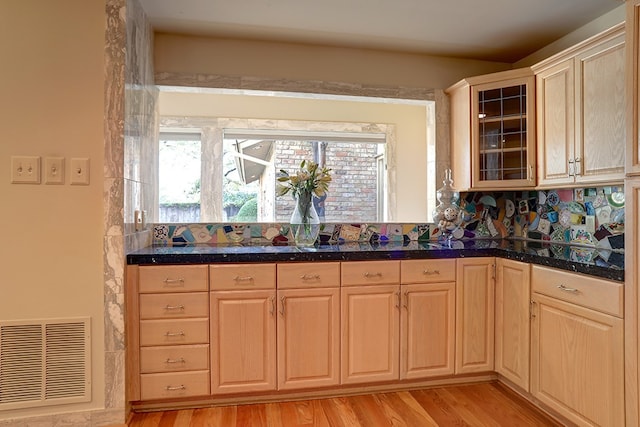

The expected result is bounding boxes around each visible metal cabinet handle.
[575,157,581,175]
[165,357,186,364]
[234,275,254,283]
[164,331,185,337]
[165,385,186,391]
[395,291,401,309]
[422,269,440,275]
[270,296,276,315]
[163,278,185,286]
[364,272,383,278]
[279,296,286,316]
[568,158,575,177]
[530,300,537,318]
[402,291,408,309]
[164,304,185,311]
[528,164,534,181]
[557,284,579,293]
[301,274,320,280]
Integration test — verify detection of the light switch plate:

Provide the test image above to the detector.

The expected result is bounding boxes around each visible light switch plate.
[44,157,65,184]
[11,156,41,184]
[70,158,90,185]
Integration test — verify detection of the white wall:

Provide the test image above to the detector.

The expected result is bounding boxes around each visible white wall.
[0,0,106,420]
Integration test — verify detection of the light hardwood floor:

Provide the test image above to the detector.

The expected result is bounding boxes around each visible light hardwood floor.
[128,382,563,426]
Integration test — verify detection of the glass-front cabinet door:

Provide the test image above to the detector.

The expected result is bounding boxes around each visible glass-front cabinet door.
[471,76,536,189]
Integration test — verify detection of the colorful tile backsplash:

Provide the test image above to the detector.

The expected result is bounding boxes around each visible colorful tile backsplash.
[152,186,624,268]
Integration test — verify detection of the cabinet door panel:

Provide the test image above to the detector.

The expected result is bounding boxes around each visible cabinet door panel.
[495,259,530,391]
[536,59,574,186]
[210,290,276,393]
[277,288,340,390]
[401,282,455,379]
[471,76,536,189]
[455,258,494,374]
[575,35,625,183]
[531,293,624,427]
[341,285,400,384]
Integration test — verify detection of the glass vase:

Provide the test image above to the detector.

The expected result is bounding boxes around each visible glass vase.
[290,192,320,246]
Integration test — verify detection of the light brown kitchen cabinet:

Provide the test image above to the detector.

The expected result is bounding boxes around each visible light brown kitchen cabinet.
[455,257,495,374]
[276,263,340,390]
[210,290,276,394]
[494,258,530,392]
[535,58,575,185]
[531,265,624,427]
[628,2,640,175]
[447,68,536,191]
[624,178,640,426]
[130,264,211,401]
[210,264,277,394]
[341,261,401,385]
[535,24,625,187]
[400,259,456,379]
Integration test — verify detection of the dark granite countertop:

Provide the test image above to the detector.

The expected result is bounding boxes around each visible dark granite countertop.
[127,238,624,282]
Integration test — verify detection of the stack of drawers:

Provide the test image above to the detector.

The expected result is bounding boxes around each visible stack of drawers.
[138,265,210,400]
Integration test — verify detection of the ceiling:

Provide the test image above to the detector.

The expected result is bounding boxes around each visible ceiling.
[138,0,623,63]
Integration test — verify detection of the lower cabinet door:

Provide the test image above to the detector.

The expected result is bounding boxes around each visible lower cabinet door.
[455,257,495,374]
[341,285,400,385]
[400,282,455,379]
[531,293,624,427]
[495,258,530,391]
[210,290,277,394]
[277,287,340,390]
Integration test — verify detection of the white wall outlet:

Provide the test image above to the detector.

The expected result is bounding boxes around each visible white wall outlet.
[70,158,90,185]
[11,156,41,184]
[44,157,65,184]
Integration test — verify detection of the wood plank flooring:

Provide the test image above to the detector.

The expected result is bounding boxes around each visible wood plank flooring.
[128,382,564,426]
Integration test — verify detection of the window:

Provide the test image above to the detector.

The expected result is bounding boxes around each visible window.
[158,120,394,223]
[222,130,387,222]
[159,132,202,222]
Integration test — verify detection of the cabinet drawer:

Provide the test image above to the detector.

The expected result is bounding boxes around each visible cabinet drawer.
[531,265,623,317]
[140,318,209,346]
[140,370,210,400]
[277,262,340,289]
[401,259,456,283]
[139,265,208,293]
[341,261,400,286]
[210,264,276,290]
[140,292,209,319]
[140,344,209,373]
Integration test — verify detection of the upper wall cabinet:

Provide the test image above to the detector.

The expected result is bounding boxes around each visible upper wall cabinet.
[534,24,625,187]
[627,2,640,175]
[447,68,536,192]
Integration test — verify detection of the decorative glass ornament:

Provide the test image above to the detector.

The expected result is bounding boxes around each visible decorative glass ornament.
[432,169,462,241]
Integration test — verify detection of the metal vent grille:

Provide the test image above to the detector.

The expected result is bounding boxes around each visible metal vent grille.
[0,318,91,409]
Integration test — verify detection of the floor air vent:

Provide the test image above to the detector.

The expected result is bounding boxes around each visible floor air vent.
[0,318,91,409]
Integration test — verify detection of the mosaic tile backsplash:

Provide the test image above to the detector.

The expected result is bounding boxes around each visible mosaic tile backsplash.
[152,186,624,267]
